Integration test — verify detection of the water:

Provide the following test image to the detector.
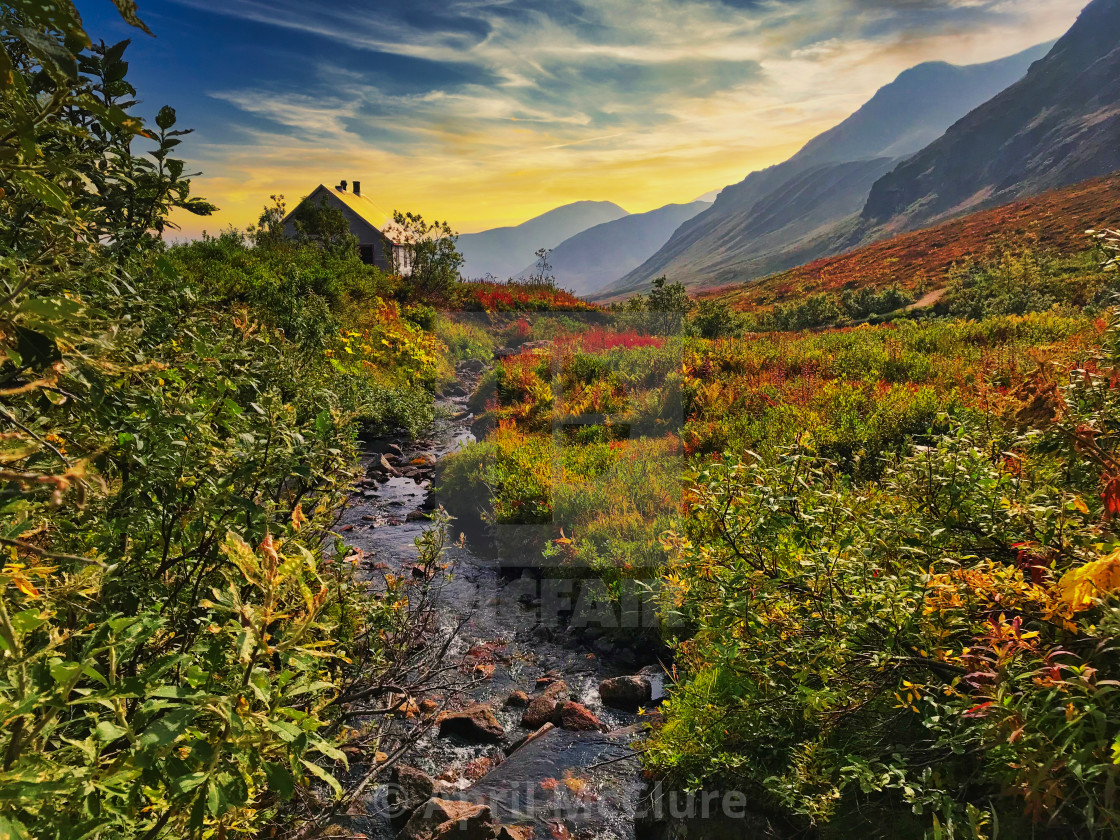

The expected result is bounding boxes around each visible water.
[332,361,654,840]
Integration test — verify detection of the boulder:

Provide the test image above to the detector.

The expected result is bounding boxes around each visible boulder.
[598,675,652,710]
[554,701,606,732]
[398,798,494,840]
[520,680,569,729]
[496,827,534,840]
[438,704,505,742]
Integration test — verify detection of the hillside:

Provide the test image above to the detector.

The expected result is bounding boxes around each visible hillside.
[516,201,710,296]
[862,0,1120,232]
[704,173,1120,310]
[457,201,627,280]
[601,42,1052,296]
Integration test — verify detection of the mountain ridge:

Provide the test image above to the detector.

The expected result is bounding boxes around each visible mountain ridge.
[515,201,711,296]
[457,200,628,280]
[860,0,1120,233]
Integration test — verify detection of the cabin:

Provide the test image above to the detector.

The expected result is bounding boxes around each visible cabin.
[282,180,414,275]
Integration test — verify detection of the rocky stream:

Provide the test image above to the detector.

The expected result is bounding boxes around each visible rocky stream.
[327,359,666,840]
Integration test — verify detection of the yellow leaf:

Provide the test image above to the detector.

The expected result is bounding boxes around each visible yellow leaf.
[12,577,39,599]
[291,504,307,532]
[1059,549,1120,612]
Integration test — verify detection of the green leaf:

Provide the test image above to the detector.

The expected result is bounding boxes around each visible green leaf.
[94,721,127,742]
[263,762,294,801]
[13,28,77,81]
[13,171,69,212]
[109,0,153,34]
[138,707,196,750]
[300,759,342,798]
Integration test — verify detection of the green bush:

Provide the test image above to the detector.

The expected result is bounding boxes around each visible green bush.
[0,10,444,838]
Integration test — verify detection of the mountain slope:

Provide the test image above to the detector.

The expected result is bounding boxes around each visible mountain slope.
[516,201,711,296]
[457,201,627,280]
[603,42,1052,296]
[707,173,1120,311]
[863,0,1120,232]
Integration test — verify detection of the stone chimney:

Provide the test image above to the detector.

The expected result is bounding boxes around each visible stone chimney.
[353,180,361,196]
[337,179,347,192]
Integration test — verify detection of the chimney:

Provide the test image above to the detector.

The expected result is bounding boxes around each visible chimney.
[353,180,361,196]
[337,179,347,192]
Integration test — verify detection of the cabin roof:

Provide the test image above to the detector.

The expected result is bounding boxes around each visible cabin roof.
[286,185,415,245]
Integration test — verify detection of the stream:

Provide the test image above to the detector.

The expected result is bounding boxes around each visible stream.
[331,359,663,840]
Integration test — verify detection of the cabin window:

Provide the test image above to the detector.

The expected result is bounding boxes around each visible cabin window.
[358,244,375,265]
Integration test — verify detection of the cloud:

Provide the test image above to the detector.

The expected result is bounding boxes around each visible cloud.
[164,0,1086,234]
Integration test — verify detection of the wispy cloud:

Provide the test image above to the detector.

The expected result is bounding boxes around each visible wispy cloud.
[165,0,1085,234]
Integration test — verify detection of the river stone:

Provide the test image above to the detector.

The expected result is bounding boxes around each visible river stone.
[503,690,530,708]
[398,798,494,840]
[554,701,606,732]
[599,675,652,710]
[438,703,505,742]
[389,765,435,817]
[520,680,569,729]
[374,453,400,477]
[496,827,533,840]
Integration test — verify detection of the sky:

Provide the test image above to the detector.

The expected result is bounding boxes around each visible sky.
[75,0,1086,236]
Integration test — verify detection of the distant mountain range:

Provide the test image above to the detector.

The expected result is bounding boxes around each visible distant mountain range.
[515,201,711,296]
[595,41,1054,297]
[861,0,1120,234]
[458,0,1120,303]
[457,201,627,280]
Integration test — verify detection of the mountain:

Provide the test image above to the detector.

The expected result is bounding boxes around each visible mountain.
[457,201,628,280]
[862,0,1120,233]
[515,201,711,296]
[598,42,1053,297]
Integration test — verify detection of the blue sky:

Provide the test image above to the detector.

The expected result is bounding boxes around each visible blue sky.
[76,0,1086,235]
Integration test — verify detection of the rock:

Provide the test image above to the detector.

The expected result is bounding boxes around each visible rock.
[398,798,494,840]
[376,454,401,477]
[520,680,569,729]
[599,675,652,710]
[438,703,505,742]
[387,443,403,456]
[496,827,534,840]
[554,701,606,732]
[460,359,486,373]
[389,765,435,817]
[420,699,440,715]
[406,510,429,522]
[504,691,530,708]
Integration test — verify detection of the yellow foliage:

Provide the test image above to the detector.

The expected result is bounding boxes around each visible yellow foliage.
[1058,549,1120,612]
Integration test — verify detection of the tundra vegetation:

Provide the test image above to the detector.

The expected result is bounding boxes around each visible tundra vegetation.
[7,3,1120,840]
[442,243,1120,837]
